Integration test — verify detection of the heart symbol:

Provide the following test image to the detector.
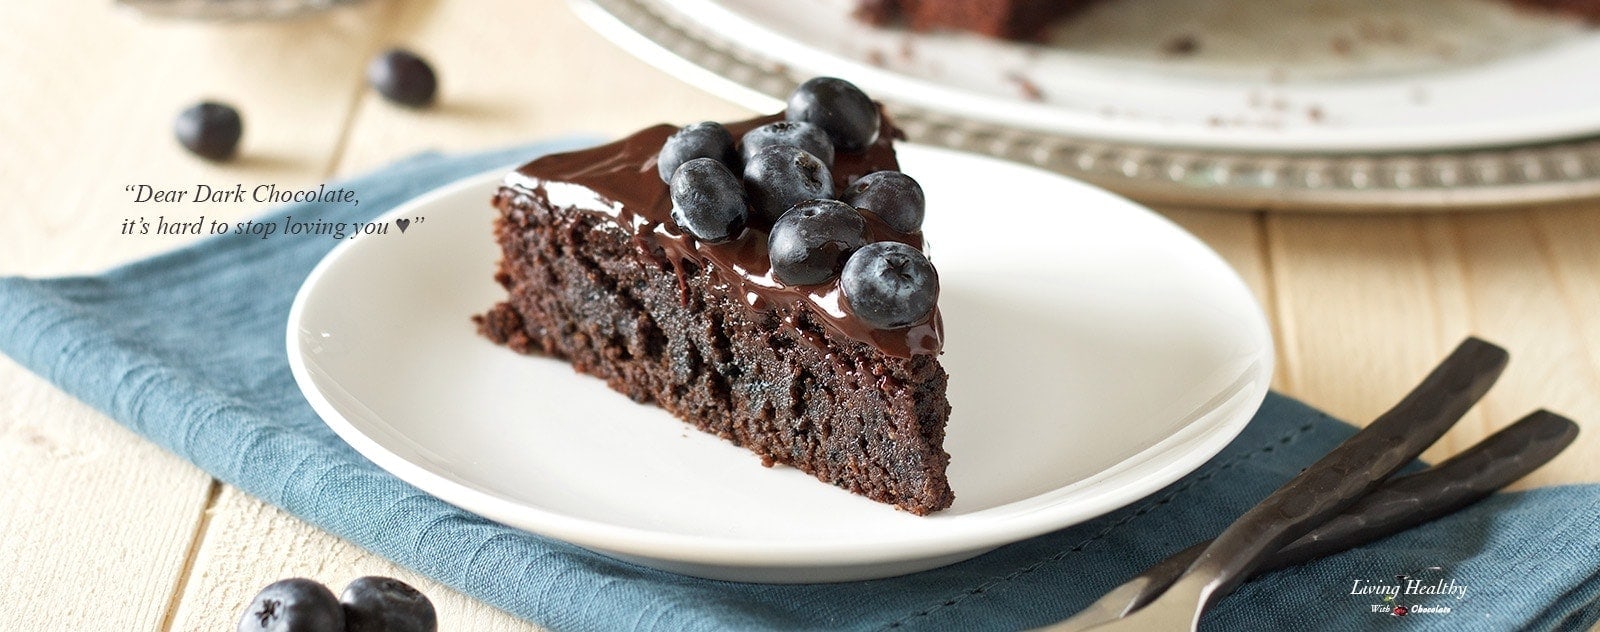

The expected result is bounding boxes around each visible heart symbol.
[395,218,411,233]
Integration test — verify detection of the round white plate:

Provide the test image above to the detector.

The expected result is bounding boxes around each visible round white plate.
[287,144,1274,583]
[632,0,1600,153]
[571,0,1600,210]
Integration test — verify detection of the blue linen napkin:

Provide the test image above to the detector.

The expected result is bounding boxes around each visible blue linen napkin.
[3,140,1598,632]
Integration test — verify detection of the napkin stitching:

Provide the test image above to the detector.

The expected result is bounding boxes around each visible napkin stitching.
[880,419,1321,630]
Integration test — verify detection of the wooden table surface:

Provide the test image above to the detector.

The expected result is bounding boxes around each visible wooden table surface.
[3,1,1598,630]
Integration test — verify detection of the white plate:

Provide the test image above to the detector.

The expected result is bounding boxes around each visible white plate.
[287,144,1274,583]
[588,0,1600,153]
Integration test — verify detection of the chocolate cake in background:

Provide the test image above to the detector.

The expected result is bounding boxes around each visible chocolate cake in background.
[854,0,1095,40]
[855,0,1600,40]
[477,79,955,515]
[1513,0,1600,21]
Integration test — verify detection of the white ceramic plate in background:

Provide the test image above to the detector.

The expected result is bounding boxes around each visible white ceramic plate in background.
[569,0,1600,209]
[287,144,1274,583]
[636,0,1600,153]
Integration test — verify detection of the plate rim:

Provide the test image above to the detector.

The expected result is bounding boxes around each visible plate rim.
[663,0,1600,153]
[569,0,1600,210]
[287,146,1274,570]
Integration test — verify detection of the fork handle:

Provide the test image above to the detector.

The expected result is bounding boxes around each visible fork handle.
[1124,409,1577,612]
[1262,409,1576,569]
[1182,337,1508,607]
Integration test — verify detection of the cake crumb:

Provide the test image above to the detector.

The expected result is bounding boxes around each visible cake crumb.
[1307,105,1325,123]
[1005,72,1045,101]
[866,48,887,67]
[1162,34,1200,57]
[1331,36,1353,56]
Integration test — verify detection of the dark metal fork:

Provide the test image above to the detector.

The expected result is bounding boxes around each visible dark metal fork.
[1041,338,1579,631]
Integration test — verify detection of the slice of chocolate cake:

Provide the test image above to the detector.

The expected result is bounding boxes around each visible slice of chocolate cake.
[476,78,954,514]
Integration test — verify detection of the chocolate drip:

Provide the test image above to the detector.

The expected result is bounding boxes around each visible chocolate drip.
[503,112,941,358]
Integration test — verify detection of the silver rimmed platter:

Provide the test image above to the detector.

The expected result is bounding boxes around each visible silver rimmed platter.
[570,0,1600,210]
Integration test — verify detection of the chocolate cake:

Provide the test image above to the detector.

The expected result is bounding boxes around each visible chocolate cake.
[854,0,1094,39]
[476,79,954,514]
[855,0,1600,40]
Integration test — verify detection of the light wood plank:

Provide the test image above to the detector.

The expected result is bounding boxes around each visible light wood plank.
[1445,209,1600,485]
[0,1,405,629]
[0,360,212,630]
[169,487,543,632]
[1266,213,1485,466]
[1268,208,1600,486]
[0,1,391,276]
[1530,204,1600,403]
[331,0,751,175]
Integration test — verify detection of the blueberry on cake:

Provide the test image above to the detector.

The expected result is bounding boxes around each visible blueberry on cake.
[475,78,954,514]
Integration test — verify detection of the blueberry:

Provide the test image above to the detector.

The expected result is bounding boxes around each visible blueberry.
[841,241,938,329]
[236,578,344,632]
[840,171,925,233]
[367,48,438,107]
[658,121,739,183]
[768,200,868,286]
[740,120,834,167]
[174,101,243,162]
[743,145,833,225]
[786,77,879,153]
[669,158,747,243]
[341,576,438,632]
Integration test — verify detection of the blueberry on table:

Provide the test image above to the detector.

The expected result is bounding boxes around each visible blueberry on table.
[786,77,880,153]
[367,48,438,107]
[743,145,834,225]
[841,241,939,329]
[174,101,243,162]
[740,120,835,167]
[840,171,925,233]
[670,157,748,243]
[768,200,868,286]
[658,121,740,182]
[236,578,344,632]
[341,576,438,632]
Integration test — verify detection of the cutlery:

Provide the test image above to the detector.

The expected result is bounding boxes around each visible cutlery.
[1043,337,1511,631]
[1051,408,1577,631]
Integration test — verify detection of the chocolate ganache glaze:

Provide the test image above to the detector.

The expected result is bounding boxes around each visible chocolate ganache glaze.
[502,111,943,358]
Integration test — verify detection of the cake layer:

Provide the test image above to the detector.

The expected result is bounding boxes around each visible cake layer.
[477,183,954,514]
